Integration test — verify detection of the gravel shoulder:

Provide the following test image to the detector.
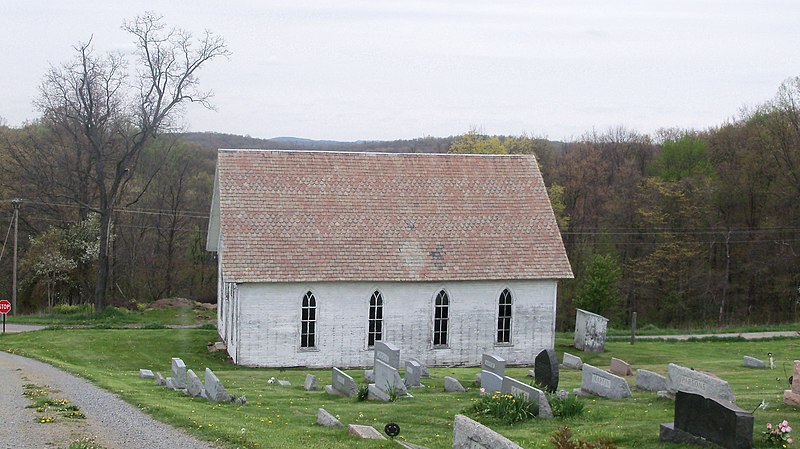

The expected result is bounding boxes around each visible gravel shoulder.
[0,351,220,449]
[632,330,799,340]
[1,323,47,333]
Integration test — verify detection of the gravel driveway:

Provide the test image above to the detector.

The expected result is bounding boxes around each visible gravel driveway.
[0,351,220,449]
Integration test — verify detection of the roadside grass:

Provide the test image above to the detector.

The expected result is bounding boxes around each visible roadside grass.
[0,329,797,448]
[7,306,214,327]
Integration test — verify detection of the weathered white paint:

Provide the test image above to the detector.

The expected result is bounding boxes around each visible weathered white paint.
[218,279,559,368]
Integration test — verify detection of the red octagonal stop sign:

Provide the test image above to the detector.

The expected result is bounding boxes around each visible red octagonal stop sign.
[0,300,10,314]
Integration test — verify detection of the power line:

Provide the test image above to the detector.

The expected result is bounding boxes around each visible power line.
[0,198,211,220]
[0,211,14,263]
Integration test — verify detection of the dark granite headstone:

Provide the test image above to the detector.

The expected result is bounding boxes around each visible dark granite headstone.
[534,349,559,393]
[662,391,753,449]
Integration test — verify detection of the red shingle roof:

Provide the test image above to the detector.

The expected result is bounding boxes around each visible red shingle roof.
[210,150,572,282]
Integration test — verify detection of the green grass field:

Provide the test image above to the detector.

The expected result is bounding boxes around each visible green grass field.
[0,328,797,449]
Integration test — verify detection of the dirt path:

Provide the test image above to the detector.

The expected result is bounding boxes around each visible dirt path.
[634,330,799,340]
[1,323,47,333]
[0,352,220,449]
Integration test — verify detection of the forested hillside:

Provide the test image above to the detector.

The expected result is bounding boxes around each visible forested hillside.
[1,78,799,329]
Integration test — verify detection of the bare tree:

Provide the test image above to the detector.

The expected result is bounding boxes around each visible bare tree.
[35,12,229,310]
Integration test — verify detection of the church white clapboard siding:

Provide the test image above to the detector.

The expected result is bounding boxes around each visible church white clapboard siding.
[206,149,573,368]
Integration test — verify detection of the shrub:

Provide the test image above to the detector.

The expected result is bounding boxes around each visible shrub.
[551,427,617,449]
[386,383,399,402]
[52,303,94,315]
[467,392,537,424]
[548,391,585,418]
[356,384,369,402]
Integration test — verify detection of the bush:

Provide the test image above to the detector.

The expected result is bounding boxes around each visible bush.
[550,427,617,449]
[52,303,94,315]
[467,392,537,424]
[356,384,369,402]
[548,391,585,418]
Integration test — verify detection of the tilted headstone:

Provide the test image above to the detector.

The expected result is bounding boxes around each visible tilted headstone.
[409,357,429,378]
[304,374,319,391]
[139,369,154,379]
[501,376,553,418]
[155,372,165,386]
[405,360,423,388]
[575,363,631,399]
[348,424,386,440]
[317,408,344,428]
[171,358,187,389]
[444,376,466,392]
[204,368,231,402]
[325,367,358,397]
[534,349,559,393]
[482,353,506,376]
[742,356,765,368]
[665,363,735,403]
[480,371,503,394]
[574,309,609,353]
[609,357,633,377]
[374,341,401,369]
[452,414,523,449]
[784,360,800,406]
[364,369,375,383]
[636,369,667,392]
[480,353,506,394]
[660,391,753,449]
[165,377,175,389]
[369,359,408,401]
[562,352,583,370]
[186,369,205,398]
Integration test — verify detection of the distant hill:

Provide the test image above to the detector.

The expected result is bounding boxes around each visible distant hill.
[180,132,456,154]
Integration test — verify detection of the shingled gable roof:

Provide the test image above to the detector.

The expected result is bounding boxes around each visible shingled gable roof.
[207,149,573,283]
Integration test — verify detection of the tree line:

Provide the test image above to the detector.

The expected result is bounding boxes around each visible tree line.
[448,79,800,329]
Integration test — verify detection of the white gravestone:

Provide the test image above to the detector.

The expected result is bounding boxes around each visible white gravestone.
[574,309,609,352]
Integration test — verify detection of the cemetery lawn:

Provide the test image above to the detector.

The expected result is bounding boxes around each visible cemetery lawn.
[0,329,797,449]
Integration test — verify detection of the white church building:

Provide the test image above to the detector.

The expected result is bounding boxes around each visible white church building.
[206,149,572,368]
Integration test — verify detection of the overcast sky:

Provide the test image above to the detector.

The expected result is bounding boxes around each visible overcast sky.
[2,1,799,141]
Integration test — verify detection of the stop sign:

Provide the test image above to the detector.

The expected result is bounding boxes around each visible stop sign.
[0,300,10,314]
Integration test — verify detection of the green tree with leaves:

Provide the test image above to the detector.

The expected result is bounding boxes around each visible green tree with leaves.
[574,254,622,318]
[652,135,715,182]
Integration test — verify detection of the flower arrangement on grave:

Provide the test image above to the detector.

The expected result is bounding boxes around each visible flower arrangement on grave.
[467,392,537,424]
[763,420,793,447]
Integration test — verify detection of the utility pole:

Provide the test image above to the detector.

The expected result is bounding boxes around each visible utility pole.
[11,199,20,316]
